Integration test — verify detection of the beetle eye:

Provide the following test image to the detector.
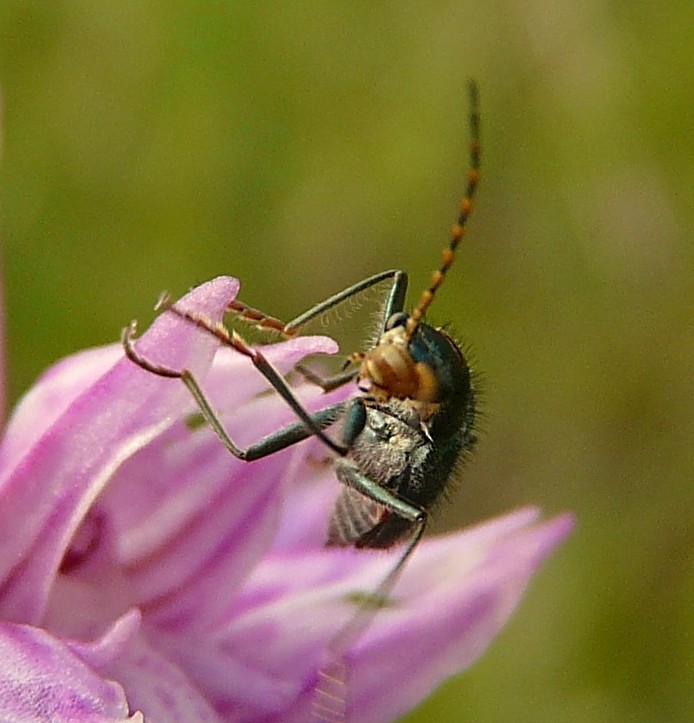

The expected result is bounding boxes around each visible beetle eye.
[385,312,409,330]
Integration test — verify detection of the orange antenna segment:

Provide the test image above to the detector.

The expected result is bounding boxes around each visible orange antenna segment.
[406,79,481,340]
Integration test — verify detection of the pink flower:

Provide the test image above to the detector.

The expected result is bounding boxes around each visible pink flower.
[0,276,573,722]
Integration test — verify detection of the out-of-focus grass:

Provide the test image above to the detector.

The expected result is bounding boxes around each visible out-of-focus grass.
[1,3,692,721]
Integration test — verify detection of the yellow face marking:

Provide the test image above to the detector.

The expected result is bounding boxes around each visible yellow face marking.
[358,324,441,405]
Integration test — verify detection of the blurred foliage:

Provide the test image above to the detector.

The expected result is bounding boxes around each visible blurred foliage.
[0,2,692,721]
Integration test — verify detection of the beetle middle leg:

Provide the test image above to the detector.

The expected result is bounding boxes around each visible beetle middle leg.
[312,465,427,720]
[326,460,427,652]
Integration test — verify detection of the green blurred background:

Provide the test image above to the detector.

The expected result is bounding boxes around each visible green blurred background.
[1,2,692,721]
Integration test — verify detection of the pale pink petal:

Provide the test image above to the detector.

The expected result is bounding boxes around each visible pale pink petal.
[0,277,240,624]
[94,343,342,632]
[148,509,572,721]
[100,635,222,723]
[0,621,137,722]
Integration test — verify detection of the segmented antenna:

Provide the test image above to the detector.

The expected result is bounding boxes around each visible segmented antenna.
[405,79,481,340]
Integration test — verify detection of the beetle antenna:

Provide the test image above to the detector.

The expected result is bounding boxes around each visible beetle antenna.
[406,79,481,340]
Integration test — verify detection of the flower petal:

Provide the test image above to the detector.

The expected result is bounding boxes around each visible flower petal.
[98,633,223,723]
[339,511,575,723]
[0,621,137,722]
[149,509,572,722]
[86,341,344,633]
[0,277,240,625]
[0,255,6,429]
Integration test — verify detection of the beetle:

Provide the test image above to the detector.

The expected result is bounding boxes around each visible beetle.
[123,79,481,721]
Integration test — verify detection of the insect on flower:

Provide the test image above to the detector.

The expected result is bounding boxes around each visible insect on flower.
[123,80,481,720]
